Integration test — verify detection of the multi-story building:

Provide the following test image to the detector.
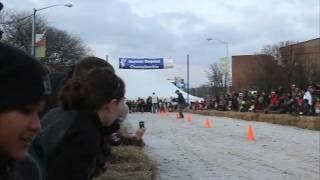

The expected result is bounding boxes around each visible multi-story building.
[232,54,282,91]
[231,38,320,91]
[280,38,320,87]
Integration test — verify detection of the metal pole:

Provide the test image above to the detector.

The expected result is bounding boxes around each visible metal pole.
[225,42,228,93]
[30,4,72,57]
[226,42,230,93]
[31,8,36,56]
[106,55,109,62]
[187,54,189,103]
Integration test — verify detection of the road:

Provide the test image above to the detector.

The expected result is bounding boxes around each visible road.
[125,112,320,180]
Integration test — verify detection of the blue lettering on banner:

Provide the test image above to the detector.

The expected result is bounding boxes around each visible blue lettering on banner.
[119,58,164,69]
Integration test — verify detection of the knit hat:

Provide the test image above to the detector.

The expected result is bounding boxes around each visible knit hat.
[0,43,45,113]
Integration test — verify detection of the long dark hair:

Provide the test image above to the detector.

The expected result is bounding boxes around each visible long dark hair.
[58,68,125,111]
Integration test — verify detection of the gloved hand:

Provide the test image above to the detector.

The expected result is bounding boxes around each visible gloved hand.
[135,128,146,140]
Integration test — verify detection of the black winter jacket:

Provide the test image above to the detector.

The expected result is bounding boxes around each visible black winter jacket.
[0,154,41,180]
[33,108,109,180]
[177,92,186,104]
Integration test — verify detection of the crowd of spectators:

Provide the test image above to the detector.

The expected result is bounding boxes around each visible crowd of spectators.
[126,97,178,113]
[190,84,320,116]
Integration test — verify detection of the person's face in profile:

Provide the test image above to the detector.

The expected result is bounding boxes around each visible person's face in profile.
[100,98,125,127]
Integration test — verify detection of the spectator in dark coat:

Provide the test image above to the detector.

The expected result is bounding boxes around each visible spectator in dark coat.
[43,68,125,180]
[175,90,186,118]
[30,57,120,178]
[0,42,45,180]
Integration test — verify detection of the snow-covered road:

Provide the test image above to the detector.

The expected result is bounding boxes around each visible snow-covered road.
[125,112,320,180]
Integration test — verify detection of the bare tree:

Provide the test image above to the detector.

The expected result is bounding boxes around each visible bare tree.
[45,27,92,65]
[280,43,305,87]
[1,11,47,52]
[1,11,91,65]
[261,41,295,64]
[260,41,309,87]
[207,63,224,95]
[251,55,283,91]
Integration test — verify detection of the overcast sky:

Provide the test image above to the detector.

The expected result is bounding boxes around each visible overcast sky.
[2,0,319,87]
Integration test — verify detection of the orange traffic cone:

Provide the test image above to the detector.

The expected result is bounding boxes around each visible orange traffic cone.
[247,124,255,141]
[204,118,212,128]
[187,114,192,123]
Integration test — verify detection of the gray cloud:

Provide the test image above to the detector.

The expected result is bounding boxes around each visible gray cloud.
[2,0,319,87]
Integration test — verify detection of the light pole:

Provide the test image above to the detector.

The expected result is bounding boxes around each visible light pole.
[207,38,230,93]
[187,54,189,104]
[31,3,72,56]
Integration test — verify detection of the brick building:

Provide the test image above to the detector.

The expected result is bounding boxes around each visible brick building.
[232,54,281,91]
[231,38,320,91]
[279,38,320,87]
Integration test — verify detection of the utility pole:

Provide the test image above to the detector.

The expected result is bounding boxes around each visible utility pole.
[31,4,72,57]
[31,8,36,56]
[207,38,230,93]
[187,54,189,103]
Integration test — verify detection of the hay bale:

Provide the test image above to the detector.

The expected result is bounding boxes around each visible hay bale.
[235,113,246,120]
[110,146,152,164]
[201,110,211,116]
[238,113,250,121]
[243,113,258,121]
[214,111,224,117]
[98,170,153,180]
[273,114,291,125]
[254,113,263,122]
[300,116,319,130]
[221,111,228,116]
[187,109,320,130]
[259,114,276,124]
[295,117,308,129]
[94,145,156,180]
[288,116,299,126]
[313,118,320,130]
[208,111,216,116]
[224,111,236,118]
[120,137,145,147]
[221,111,234,119]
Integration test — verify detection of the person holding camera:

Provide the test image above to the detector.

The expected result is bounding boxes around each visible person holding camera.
[35,68,125,180]
[175,90,186,118]
[29,57,121,179]
[113,103,146,146]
